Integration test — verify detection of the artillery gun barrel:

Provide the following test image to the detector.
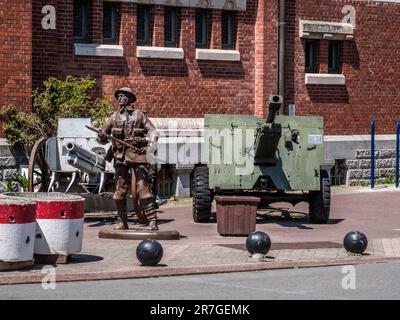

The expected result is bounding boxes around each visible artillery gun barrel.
[254,94,284,164]
[266,95,283,124]
[66,142,106,174]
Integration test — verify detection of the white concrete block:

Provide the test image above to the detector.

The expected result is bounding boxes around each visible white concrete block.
[137,46,184,59]
[305,73,346,85]
[74,44,124,57]
[300,20,354,40]
[196,49,240,61]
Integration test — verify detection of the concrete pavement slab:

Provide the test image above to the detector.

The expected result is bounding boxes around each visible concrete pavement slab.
[0,191,400,285]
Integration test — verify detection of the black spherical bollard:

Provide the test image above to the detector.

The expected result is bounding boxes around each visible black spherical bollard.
[343,231,368,254]
[136,239,164,266]
[246,231,271,255]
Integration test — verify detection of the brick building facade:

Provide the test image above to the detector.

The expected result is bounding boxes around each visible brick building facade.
[1,0,400,191]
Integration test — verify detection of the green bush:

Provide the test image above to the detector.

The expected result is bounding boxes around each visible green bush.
[0,76,113,146]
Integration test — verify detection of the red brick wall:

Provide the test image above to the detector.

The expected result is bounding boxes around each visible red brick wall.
[287,0,400,135]
[0,0,32,136]
[25,0,400,136]
[32,0,258,117]
[255,0,278,118]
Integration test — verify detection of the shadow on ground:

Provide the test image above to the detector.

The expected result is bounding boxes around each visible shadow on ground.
[87,218,175,228]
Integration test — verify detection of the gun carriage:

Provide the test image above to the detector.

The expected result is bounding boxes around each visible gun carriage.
[193,95,331,224]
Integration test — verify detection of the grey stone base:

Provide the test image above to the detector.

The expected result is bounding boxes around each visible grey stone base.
[346,149,397,186]
[325,135,398,186]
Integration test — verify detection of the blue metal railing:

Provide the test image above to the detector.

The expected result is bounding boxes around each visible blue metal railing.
[371,119,375,190]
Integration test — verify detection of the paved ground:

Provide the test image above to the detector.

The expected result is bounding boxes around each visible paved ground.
[1,189,400,285]
[1,261,400,300]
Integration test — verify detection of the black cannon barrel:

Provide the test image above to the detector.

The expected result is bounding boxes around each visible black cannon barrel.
[254,94,283,164]
[266,94,283,124]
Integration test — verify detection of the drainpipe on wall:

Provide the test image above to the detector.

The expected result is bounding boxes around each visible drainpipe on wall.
[278,0,286,114]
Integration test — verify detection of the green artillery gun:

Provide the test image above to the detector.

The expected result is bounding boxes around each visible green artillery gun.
[193,95,331,224]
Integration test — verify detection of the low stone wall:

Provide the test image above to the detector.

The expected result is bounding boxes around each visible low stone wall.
[346,149,397,186]
[0,139,27,192]
[0,157,18,180]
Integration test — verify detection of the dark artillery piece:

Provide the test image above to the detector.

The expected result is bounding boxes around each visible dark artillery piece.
[27,118,163,212]
[193,95,331,224]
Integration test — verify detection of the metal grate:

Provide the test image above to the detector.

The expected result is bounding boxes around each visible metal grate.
[164,8,178,47]
[331,159,347,185]
[103,4,113,40]
[328,41,341,74]
[195,10,209,48]
[137,6,151,45]
[305,40,317,73]
[222,11,234,49]
[157,165,173,198]
[73,0,89,41]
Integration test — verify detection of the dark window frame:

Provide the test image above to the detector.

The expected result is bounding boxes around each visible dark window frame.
[137,5,151,46]
[305,40,317,73]
[73,0,90,43]
[195,9,210,49]
[164,7,179,48]
[328,41,341,74]
[103,2,120,44]
[221,11,235,50]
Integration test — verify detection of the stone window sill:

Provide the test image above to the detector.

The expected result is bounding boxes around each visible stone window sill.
[300,20,354,41]
[196,49,240,61]
[305,73,346,85]
[136,46,184,59]
[74,43,124,57]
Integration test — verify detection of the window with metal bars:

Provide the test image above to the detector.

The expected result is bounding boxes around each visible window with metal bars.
[164,8,178,47]
[328,41,341,74]
[305,40,317,73]
[221,11,235,49]
[103,3,119,44]
[195,9,210,48]
[73,0,89,42]
[137,6,151,46]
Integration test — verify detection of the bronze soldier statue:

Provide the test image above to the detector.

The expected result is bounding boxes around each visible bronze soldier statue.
[98,87,159,231]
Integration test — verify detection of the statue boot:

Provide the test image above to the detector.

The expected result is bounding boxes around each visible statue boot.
[114,199,129,230]
[140,197,158,231]
[148,218,158,231]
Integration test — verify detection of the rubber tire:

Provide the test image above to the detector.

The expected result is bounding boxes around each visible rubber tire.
[192,166,212,223]
[309,170,331,224]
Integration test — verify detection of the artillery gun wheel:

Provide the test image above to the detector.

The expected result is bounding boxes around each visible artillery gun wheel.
[308,170,331,224]
[192,166,213,223]
[28,138,51,192]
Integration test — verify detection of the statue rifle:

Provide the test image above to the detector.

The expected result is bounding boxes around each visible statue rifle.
[85,125,141,152]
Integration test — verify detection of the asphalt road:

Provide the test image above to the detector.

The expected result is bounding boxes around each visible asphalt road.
[0,261,399,300]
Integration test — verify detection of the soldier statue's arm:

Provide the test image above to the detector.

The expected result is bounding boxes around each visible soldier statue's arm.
[97,114,114,143]
[142,113,159,147]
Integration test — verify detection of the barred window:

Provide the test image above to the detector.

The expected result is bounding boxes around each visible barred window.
[305,41,317,73]
[221,11,234,49]
[195,9,210,48]
[328,41,341,74]
[164,8,178,47]
[73,0,89,42]
[103,3,120,44]
[137,6,151,46]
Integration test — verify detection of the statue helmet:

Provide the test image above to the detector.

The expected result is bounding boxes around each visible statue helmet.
[114,87,136,103]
